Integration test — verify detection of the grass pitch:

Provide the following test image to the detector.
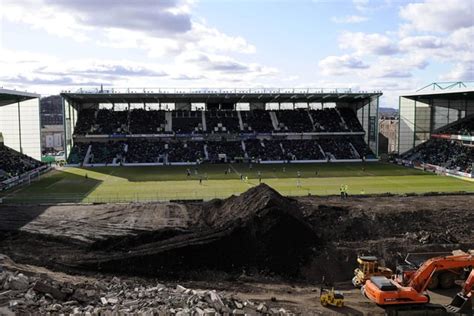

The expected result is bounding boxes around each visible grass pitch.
[2,162,474,203]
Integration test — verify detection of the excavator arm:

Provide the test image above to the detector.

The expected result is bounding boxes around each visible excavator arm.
[408,255,474,293]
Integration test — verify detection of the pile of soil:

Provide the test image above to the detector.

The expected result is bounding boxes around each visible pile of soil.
[0,184,473,283]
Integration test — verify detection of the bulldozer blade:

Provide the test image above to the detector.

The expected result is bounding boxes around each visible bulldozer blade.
[445,293,472,313]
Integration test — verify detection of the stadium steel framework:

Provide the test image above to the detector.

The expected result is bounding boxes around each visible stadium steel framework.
[61,87,382,161]
[399,81,474,154]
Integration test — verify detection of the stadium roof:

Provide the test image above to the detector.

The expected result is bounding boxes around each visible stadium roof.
[401,82,474,110]
[0,88,40,107]
[61,88,382,106]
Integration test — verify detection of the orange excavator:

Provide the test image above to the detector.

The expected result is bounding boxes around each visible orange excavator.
[446,269,474,313]
[362,254,474,307]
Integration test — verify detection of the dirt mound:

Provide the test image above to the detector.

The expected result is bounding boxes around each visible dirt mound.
[198,184,299,227]
[77,184,318,277]
[0,186,473,284]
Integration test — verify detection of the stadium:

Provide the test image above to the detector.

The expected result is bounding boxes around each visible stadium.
[0,82,474,314]
[1,85,473,204]
[2,0,474,312]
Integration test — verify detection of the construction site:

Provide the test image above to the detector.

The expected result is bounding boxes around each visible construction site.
[0,184,473,315]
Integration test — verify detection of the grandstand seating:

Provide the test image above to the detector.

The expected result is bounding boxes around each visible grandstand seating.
[339,108,364,132]
[0,144,43,180]
[167,141,204,163]
[92,109,128,135]
[90,141,126,164]
[310,108,346,132]
[275,110,313,132]
[74,109,96,135]
[240,110,274,133]
[67,142,89,164]
[126,139,166,163]
[68,107,376,164]
[172,111,203,134]
[281,140,325,160]
[206,111,241,133]
[206,141,245,162]
[403,138,473,174]
[439,116,474,136]
[130,109,167,134]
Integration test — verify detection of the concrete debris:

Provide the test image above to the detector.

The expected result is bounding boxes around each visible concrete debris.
[0,261,294,315]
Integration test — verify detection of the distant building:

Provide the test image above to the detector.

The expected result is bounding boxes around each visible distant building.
[40,95,64,154]
[379,116,398,154]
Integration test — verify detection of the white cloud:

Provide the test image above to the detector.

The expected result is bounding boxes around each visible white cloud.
[331,15,368,24]
[339,31,399,56]
[318,55,369,76]
[353,0,370,11]
[2,0,256,59]
[400,0,474,33]
[441,63,474,81]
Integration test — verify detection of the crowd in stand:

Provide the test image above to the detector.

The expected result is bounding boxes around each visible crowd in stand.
[167,141,204,163]
[206,141,245,162]
[404,139,473,174]
[72,107,365,134]
[130,109,167,134]
[172,111,203,134]
[244,139,284,161]
[339,108,364,132]
[275,110,313,132]
[240,110,274,133]
[89,142,126,164]
[67,135,374,164]
[280,140,325,160]
[67,142,89,164]
[310,108,345,132]
[440,116,474,136]
[93,110,128,135]
[206,111,241,133]
[67,107,376,164]
[127,140,166,163]
[0,144,43,181]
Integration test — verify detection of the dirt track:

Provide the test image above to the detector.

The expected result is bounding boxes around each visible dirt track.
[0,184,473,314]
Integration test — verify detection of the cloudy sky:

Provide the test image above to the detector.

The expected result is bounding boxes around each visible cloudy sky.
[0,0,473,107]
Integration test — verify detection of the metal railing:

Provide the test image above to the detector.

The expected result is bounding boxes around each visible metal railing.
[62,87,383,95]
[416,81,474,92]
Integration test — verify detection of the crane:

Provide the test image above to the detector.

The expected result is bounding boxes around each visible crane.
[446,269,474,313]
[362,254,474,306]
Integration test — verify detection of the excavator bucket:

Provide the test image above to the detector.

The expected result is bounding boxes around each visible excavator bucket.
[445,293,472,313]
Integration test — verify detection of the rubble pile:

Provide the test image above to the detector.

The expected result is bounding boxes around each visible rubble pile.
[0,263,294,315]
[405,230,459,244]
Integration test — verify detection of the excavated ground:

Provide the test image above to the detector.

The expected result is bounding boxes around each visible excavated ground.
[0,184,473,314]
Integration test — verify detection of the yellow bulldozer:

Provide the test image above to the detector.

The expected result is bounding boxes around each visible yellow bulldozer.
[352,255,393,287]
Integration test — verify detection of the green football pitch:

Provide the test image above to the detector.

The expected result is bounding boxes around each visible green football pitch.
[2,162,473,203]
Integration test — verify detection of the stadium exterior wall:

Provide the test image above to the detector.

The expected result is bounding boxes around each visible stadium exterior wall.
[0,96,41,160]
